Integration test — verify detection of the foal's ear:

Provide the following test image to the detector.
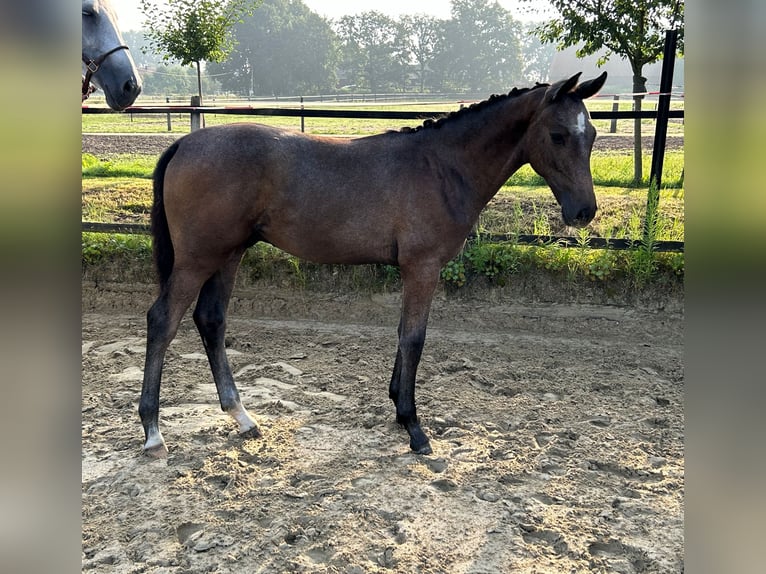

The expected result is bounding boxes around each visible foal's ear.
[548,72,582,103]
[574,71,608,100]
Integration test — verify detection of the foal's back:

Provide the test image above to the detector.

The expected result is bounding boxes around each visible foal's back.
[163,123,451,266]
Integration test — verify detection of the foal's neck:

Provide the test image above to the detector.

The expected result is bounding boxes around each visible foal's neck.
[443,87,545,205]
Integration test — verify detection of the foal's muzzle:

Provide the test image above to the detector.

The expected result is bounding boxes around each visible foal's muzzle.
[562,201,597,228]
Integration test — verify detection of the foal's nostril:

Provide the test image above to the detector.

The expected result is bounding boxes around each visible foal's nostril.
[575,205,596,225]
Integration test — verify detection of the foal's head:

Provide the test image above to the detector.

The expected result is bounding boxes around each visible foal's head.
[526,72,607,227]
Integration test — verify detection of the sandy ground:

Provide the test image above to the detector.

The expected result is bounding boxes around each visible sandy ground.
[82,281,683,573]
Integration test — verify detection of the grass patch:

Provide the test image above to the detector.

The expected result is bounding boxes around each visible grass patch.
[480,185,683,243]
[439,238,683,290]
[82,232,152,265]
[82,178,153,223]
[506,151,684,189]
[82,153,155,178]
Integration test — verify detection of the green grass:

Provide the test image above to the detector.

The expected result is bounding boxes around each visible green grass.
[506,151,684,189]
[82,153,155,178]
[82,177,152,223]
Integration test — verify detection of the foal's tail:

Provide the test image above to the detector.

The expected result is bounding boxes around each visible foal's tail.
[151,142,180,290]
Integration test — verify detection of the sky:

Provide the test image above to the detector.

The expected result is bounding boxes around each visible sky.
[109,0,554,32]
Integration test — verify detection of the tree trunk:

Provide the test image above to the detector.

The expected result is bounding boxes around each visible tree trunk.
[196,61,203,104]
[632,73,647,184]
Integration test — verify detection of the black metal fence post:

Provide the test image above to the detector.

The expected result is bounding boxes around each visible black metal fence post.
[649,30,679,190]
[642,29,679,246]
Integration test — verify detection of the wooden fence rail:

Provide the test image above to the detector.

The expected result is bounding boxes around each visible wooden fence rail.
[82,104,683,124]
[80,222,683,253]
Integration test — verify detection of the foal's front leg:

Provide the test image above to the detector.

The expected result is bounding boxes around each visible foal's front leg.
[391,265,439,454]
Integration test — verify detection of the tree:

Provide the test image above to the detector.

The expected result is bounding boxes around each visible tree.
[122,30,164,70]
[335,12,400,93]
[436,0,523,93]
[140,0,259,102]
[523,0,684,183]
[519,22,556,83]
[208,0,337,96]
[398,15,443,93]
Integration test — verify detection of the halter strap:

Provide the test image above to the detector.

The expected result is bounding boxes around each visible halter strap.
[82,44,130,101]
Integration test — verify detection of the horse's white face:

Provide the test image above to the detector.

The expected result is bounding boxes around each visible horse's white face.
[82,0,142,110]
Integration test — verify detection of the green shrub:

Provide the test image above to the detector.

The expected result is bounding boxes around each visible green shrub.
[464,242,519,285]
[440,258,467,288]
[82,233,152,265]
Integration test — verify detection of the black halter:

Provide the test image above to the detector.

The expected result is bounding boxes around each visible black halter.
[82,44,130,101]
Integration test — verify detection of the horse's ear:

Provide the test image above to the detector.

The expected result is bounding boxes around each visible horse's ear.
[574,71,608,100]
[548,72,582,103]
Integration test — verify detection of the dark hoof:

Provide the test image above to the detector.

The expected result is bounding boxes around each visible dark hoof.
[409,428,432,454]
[240,426,262,440]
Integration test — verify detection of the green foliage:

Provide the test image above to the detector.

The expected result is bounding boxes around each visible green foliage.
[141,0,259,66]
[82,233,152,265]
[440,258,467,288]
[80,229,683,290]
[583,249,618,282]
[141,0,259,99]
[660,252,684,277]
[207,0,338,97]
[336,11,402,93]
[435,0,524,93]
[399,14,442,92]
[208,0,541,96]
[465,242,520,285]
[627,178,662,286]
[438,228,683,289]
[382,265,401,286]
[525,0,684,70]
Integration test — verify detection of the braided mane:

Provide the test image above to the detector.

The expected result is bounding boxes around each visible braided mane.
[396,83,549,134]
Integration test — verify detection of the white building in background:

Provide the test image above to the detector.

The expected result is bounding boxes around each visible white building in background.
[548,45,684,96]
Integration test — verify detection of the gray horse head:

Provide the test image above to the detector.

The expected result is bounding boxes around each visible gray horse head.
[82,0,141,110]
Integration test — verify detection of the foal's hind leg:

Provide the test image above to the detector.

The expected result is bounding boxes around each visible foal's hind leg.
[140,269,209,457]
[193,251,260,439]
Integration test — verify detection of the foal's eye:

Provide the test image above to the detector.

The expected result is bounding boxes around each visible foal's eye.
[551,133,566,146]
